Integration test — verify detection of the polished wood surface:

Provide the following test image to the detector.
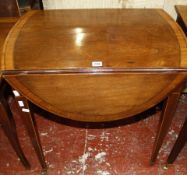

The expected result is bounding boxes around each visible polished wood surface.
[4,73,186,122]
[2,9,187,122]
[0,0,20,17]
[0,21,18,66]
[1,9,185,70]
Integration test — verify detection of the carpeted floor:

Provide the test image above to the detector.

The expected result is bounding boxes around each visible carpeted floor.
[0,95,186,175]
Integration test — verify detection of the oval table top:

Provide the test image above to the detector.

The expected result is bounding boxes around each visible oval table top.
[1,9,187,122]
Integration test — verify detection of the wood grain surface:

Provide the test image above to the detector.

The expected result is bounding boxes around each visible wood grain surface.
[2,9,187,122]
[0,18,18,79]
[4,73,186,122]
[0,0,20,17]
[2,9,184,70]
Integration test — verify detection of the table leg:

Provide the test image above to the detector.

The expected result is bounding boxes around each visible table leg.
[150,87,182,164]
[0,94,30,169]
[13,92,47,172]
[167,118,187,164]
[176,16,187,36]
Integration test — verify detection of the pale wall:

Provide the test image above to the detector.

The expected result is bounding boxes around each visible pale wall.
[42,0,187,19]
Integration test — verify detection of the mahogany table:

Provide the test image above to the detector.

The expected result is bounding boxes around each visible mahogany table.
[1,9,187,170]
